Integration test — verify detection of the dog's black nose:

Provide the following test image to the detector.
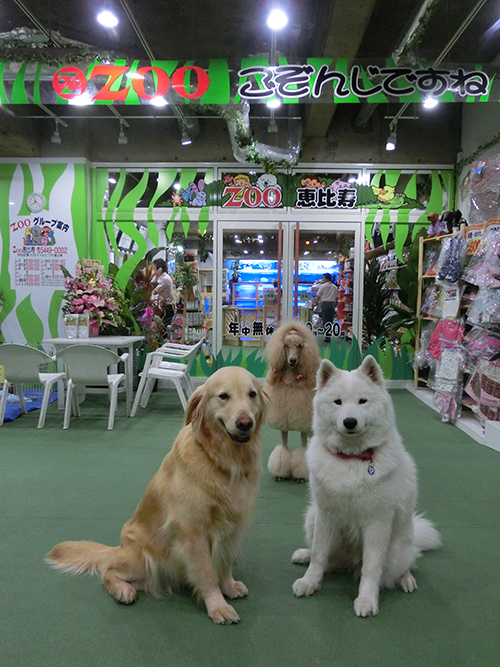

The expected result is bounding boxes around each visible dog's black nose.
[343,417,357,431]
[236,417,254,432]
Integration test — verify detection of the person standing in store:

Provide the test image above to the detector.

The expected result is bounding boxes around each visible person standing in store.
[152,258,175,325]
[315,273,338,343]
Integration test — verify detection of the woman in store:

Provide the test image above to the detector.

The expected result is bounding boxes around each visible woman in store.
[315,273,338,343]
[152,258,175,326]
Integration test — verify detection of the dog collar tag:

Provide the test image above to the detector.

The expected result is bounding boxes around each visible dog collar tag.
[367,464,375,476]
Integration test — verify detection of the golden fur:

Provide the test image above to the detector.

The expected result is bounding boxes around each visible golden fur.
[46,366,268,625]
[263,321,320,481]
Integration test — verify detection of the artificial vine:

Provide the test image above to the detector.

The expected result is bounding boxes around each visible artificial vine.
[193,103,292,175]
[0,28,116,66]
[455,130,500,179]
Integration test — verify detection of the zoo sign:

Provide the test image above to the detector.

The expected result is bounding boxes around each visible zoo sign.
[52,64,209,101]
[2,58,499,106]
[221,173,283,208]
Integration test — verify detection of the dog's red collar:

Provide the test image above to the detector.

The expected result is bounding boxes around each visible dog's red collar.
[272,368,304,385]
[335,447,374,462]
[333,447,376,475]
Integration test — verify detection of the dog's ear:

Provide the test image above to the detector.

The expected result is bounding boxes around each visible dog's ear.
[184,385,205,426]
[316,358,338,389]
[359,355,384,386]
[260,386,271,411]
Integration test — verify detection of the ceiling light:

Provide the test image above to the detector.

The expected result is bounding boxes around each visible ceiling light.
[173,183,181,190]
[423,96,439,109]
[118,121,128,144]
[267,98,281,109]
[267,8,288,30]
[51,120,61,144]
[386,125,397,151]
[108,177,117,184]
[68,92,92,106]
[97,10,119,28]
[181,130,192,146]
[243,249,249,254]
[151,96,168,107]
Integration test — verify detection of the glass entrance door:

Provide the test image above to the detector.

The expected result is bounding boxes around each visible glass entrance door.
[214,220,362,355]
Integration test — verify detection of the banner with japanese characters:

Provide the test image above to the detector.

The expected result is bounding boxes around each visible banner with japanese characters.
[0,58,495,106]
[0,162,88,344]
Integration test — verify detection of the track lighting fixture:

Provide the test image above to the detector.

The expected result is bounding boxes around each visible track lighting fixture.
[181,130,192,146]
[385,124,397,151]
[267,8,288,30]
[423,95,439,109]
[51,119,61,144]
[118,121,128,145]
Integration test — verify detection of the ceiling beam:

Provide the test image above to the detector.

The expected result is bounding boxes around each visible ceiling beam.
[304,0,377,138]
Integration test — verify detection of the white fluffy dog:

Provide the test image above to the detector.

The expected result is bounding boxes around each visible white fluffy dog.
[292,356,442,617]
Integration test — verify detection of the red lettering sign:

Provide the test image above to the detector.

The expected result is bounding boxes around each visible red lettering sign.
[171,66,210,99]
[52,67,87,99]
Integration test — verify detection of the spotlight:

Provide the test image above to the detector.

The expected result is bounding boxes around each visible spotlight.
[181,130,192,146]
[386,125,397,151]
[423,96,439,109]
[267,8,288,30]
[118,122,128,145]
[268,119,278,133]
[266,98,281,109]
[51,120,61,144]
[151,97,168,107]
[97,10,118,28]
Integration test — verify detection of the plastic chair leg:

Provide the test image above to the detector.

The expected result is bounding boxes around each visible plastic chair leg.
[0,380,11,425]
[173,378,188,410]
[108,382,119,430]
[63,379,74,429]
[18,385,27,414]
[38,379,55,429]
[139,377,156,408]
[131,370,148,417]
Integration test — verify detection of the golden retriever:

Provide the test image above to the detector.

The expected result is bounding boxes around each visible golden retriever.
[264,321,320,482]
[46,366,268,625]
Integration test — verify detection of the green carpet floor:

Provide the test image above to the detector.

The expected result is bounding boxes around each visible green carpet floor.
[1,387,499,667]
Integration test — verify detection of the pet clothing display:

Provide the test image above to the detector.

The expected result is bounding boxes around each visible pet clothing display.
[428,318,465,423]
[465,360,500,423]
[435,236,467,285]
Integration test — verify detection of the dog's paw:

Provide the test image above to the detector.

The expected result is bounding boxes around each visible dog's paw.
[109,581,137,605]
[293,576,320,597]
[222,580,248,599]
[354,595,379,617]
[208,602,240,625]
[292,548,311,565]
[398,571,418,593]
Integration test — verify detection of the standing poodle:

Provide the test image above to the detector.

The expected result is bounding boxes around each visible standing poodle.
[264,321,321,482]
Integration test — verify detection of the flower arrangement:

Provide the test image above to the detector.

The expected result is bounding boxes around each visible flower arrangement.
[61,261,127,334]
[133,262,168,350]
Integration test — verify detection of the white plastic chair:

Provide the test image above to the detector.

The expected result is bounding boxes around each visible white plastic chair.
[56,345,130,430]
[131,338,205,415]
[0,343,66,428]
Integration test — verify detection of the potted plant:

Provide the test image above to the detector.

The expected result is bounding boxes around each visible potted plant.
[173,262,199,300]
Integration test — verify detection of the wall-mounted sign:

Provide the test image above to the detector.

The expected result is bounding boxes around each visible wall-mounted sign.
[0,58,495,106]
[220,172,284,209]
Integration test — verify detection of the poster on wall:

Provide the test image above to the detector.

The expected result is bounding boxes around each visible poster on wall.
[0,163,85,345]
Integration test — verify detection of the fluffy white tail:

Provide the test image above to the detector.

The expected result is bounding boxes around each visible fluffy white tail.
[45,540,118,575]
[413,514,442,551]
